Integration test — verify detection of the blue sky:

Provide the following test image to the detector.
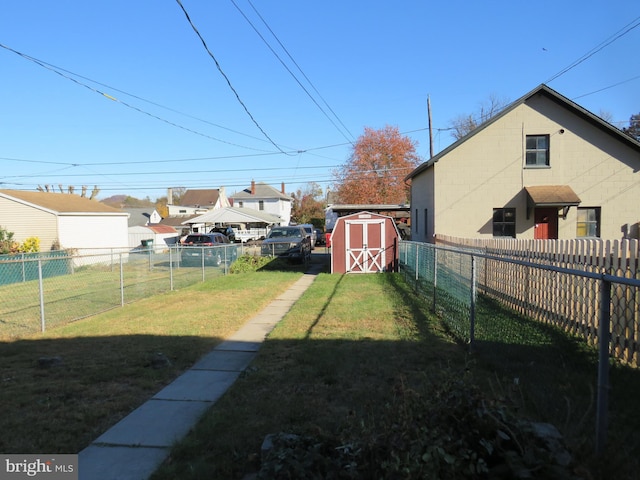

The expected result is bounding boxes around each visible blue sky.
[1,1,639,201]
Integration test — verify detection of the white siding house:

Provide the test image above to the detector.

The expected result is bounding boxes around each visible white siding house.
[230,181,292,225]
[0,190,129,253]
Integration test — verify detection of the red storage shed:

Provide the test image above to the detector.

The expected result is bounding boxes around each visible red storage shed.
[330,211,400,274]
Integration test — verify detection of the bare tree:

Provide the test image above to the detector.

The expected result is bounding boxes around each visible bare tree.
[622,113,640,141]
[449,94,510,140]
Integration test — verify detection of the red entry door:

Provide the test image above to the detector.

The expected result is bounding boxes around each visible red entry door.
[534,208,558,239]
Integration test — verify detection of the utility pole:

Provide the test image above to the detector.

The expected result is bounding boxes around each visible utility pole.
[427,95,434,158]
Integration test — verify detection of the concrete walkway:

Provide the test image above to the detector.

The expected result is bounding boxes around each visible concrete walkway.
[78,263,324,480]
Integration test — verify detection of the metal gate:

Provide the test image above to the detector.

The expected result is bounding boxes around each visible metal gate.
[345,219,386,273]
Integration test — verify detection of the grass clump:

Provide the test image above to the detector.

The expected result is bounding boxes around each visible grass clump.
[259,374,577,479]
[230,254,313,273]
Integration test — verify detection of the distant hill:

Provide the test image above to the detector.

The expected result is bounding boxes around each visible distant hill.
[101,195,155,208]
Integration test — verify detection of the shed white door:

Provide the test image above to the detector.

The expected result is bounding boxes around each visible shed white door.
[345,219,385,273]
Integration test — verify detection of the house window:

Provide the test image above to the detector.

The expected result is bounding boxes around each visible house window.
[493,208,516,237]
[576,207,600,238]
[259,200,264,211]
[415,208,419,233]
[525,135,550,167]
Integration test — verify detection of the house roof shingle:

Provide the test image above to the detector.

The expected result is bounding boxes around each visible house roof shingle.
[231,182,291,201]
[0,190,126,214]
[180,189,220,207]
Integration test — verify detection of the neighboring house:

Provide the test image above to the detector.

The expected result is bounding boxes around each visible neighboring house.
[230,181,292,225]
[159,215,196,236]
[184,206,284,242]
[406,84,640,242]
[129,225,179,249]
[166,187,230,216]
[0,190,129,253]
[124,207,163,227]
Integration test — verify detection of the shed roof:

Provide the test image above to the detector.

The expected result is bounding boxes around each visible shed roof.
[159,215,198,227]
[146,225,178,234]
[0,190,126,214]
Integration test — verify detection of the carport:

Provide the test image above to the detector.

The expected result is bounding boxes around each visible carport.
[330,211,400,274]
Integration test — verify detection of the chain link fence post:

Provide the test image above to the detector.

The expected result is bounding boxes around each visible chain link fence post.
[432,247,438,313]
[38,258,45,332]
[169,246,174,291]
[415,243,419,282]
[120,253,125,307]
[469,255,477,350]
[596,275,612,455]
[201,247,205,282]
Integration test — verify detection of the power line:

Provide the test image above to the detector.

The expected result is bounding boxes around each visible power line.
[545,15,640,84]
[0,127,428,169]
[0,43,277,153]
[572,74,640,100]
[174,0,291,155]
[231,0,355,143]
[4,164,340,179]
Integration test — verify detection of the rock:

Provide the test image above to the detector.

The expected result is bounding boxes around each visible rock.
[37,356,64,368]
[149,352,172,369]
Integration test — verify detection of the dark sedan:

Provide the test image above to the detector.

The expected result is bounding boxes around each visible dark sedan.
[180,233,236,266]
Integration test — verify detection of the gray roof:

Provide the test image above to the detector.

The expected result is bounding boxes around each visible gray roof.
[183,207,283,225]
[231,182,291,201]
[123,208,153,227]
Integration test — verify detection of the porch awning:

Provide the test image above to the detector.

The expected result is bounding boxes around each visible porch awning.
[524,185,581,219]
[182,206,282,226]
[525,185,581,206]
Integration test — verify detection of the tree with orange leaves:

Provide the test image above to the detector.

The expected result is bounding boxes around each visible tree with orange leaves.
[332,126,421,204]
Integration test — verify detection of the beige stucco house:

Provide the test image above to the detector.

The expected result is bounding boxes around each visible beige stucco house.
[406,84,640,242]
[0,190,129,253]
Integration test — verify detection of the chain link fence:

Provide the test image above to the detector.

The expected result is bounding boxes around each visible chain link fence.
[0,243,242,338]
[399,240,640,455]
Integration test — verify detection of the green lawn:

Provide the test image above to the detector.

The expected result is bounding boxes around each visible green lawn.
[150,273,640,480]
[1,266,638,479]
[0,270,303,454]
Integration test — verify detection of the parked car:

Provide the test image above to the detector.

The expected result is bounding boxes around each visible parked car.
[180,233,234,266]
[209,226,235,243]
[261,226,311,262]
[314,228,325,246]
[299,224,316,250]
